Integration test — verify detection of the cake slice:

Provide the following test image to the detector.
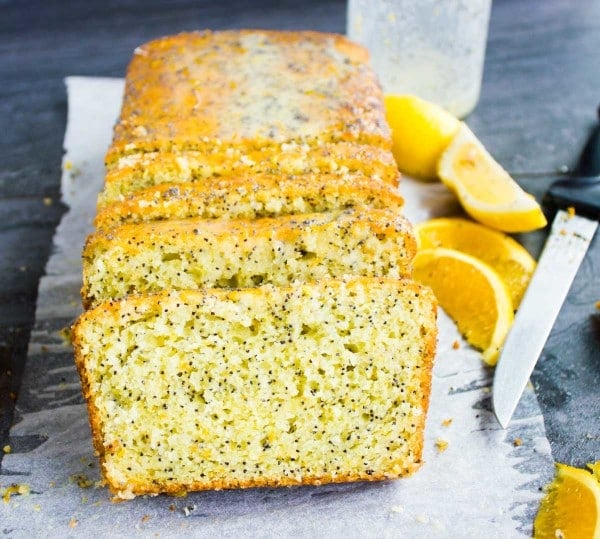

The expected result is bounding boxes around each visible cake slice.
[100,143,400,206]
[94,173,404,229]
[82,208,416,308]
[105,30,391,165]
[72,277,437,499]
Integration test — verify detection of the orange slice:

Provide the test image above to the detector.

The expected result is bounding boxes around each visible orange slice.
[415,217,536,308]
[534,463,600,538]
[412,247,514,365]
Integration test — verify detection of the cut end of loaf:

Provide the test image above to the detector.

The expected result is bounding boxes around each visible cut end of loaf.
[72,277,437,499]
[82,208,417,308]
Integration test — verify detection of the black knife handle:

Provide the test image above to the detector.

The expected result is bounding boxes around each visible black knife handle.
[546,176,600,220]
[544,108,600,220]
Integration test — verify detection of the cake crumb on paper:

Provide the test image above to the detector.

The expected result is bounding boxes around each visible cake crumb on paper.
[513,438,523,447]
[70,473,94,489]
[69,518,78,528]
[2,484,30,503]
[435,438,449,452]
[452,340,460,350]
[441,418,453,427]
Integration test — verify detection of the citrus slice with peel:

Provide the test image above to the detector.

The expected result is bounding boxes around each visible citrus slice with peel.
[412,247,514,365]
[437,123,547,232]
[534,463,600,539]
[384,94,460,180]
[415,217,536,308]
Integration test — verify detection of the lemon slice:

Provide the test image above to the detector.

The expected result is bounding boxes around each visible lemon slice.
[534,463,600,539]
[413,247,514,365]
[437,123,547,232]
[415,217,536,308]
[384,94,460,180]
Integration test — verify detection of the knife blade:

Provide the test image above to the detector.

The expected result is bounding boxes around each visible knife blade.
[493,109,600,428]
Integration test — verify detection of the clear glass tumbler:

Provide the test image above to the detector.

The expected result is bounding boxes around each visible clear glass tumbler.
[347,0,492,118]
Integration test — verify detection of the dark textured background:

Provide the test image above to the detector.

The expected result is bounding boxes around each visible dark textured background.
[1,0,599,470]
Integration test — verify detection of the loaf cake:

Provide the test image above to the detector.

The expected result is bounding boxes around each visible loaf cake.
[73,29,438,499]
[100,144,400,206]
[72,277,437,500]
[105,30,391,167]
[94,172,404,229]
[82,208,416,308]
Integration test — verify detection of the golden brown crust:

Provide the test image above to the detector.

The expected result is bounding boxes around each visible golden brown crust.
[94,173,403,229]
[106,30,391,164]
[71,325,109,472]
[412,296,438,467]
[108,469,411,500]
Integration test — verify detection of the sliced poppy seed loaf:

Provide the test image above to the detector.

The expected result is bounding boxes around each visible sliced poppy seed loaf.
[94,173,403,230]
[73,29,438,499]
[82,208,416,308]
[100,144,399,207]
[72,277,437,500]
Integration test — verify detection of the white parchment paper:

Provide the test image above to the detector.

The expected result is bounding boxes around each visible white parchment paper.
[0,77,553,538]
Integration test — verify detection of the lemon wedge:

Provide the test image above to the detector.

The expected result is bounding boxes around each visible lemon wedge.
[413,247,514,365]
[534,462,600,539]
[415,217,536,308]
[384,94,460,180]
[437,123,547,233]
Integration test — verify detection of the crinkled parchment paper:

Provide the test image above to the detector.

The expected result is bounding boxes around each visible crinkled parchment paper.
[0,77,553,538]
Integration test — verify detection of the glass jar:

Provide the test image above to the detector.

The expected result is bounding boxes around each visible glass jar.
[347,0,492,118]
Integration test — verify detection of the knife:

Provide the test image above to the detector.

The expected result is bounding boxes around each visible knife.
[492,108,600,429]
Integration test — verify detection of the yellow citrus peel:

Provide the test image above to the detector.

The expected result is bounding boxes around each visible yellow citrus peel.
[384,94,459,180]
[437,124,547,232]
